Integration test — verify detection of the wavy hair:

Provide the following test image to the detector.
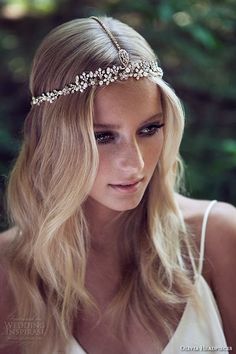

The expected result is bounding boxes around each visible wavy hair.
[4,16,201,354]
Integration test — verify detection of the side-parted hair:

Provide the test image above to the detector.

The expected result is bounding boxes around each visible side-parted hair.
[4,16,202,354]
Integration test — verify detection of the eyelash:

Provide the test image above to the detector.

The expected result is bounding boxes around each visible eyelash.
[94,123,165,145]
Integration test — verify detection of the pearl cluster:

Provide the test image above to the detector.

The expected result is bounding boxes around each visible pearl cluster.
[31,60,163,106]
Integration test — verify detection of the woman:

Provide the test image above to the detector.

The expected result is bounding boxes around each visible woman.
[0,16,235,354]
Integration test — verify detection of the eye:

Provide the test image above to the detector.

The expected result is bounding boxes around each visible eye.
[94,123,165,145]
[139,123,165,136]
[94,132,115,144]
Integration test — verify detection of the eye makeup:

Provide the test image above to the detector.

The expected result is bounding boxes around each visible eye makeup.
[94,122,165,145]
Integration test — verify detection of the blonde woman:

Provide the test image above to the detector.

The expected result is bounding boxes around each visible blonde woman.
[0,16,235,354]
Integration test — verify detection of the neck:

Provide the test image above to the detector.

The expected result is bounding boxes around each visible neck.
[84,198,124,253]
[83,199,126,286]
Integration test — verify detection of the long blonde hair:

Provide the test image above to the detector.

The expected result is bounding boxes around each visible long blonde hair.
[4,16,200,353]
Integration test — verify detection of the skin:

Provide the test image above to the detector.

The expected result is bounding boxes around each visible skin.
[84,78,164,255]
[0,78,236,353]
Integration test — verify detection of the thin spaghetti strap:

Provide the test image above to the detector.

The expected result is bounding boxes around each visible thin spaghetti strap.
[198,200,217,275]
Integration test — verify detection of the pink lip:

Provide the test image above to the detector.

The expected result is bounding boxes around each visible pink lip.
[109,179,143,193]
[110,178,143,186]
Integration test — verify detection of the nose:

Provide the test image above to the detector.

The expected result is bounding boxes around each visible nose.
[116,140,145,174]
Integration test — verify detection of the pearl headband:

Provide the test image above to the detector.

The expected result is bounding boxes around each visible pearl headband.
[31,17,163,106]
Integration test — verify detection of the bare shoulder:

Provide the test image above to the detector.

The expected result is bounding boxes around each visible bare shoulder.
[176,194,236,348]
[0,226,18,285]
[176,193,236,270]
[176,193,236,250]
[0,226,18,248]
[0,227,21,353]
[0,227,18,306]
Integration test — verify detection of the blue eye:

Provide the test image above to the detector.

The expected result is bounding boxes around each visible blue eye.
[94,122,165,145]
[139,123,165,136]
[94,132,114,144]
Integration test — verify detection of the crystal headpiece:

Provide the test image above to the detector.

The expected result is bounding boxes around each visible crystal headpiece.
[31,17,163,106]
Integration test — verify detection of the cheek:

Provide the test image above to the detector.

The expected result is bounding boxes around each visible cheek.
[143,133,164,166]
[94,132,164,180]
[93,150,111,183]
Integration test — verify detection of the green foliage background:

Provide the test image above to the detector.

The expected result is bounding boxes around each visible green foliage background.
[0,0,235,230]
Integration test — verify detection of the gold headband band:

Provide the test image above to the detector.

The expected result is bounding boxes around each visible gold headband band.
[90,16,130,68]
[31,17,163,106]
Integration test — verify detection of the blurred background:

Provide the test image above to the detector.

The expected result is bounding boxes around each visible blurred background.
[0,0,235,230]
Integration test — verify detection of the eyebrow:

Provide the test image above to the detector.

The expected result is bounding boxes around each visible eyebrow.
[93,112,163,129]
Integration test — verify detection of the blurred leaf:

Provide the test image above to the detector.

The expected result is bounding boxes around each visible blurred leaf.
[187,24,218,48]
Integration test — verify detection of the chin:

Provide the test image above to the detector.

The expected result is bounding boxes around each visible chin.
[108,198,143,212]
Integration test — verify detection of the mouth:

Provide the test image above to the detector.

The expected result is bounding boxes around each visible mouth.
[109,179,143,193]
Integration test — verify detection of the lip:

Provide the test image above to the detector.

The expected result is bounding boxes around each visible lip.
[109,178,143,193]
[111,178,143,186]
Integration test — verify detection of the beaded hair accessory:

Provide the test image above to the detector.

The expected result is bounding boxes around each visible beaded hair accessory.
[31,17,163,106]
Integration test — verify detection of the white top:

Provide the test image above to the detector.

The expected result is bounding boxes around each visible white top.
[66,200,229,354]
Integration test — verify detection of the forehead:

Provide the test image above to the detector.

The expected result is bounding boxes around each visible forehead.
[93,78,162,123]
